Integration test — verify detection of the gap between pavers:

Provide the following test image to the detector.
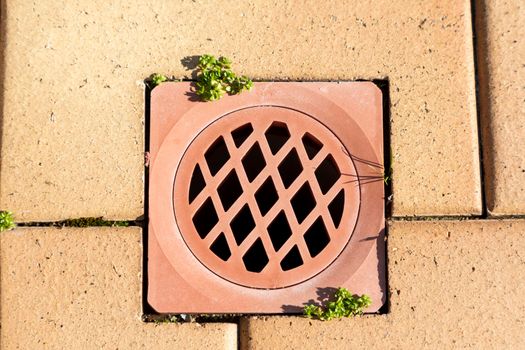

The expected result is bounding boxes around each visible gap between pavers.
[1,0,480,222]
[240,220,525,349]
[475,0,525,215]
[0,227,237,349]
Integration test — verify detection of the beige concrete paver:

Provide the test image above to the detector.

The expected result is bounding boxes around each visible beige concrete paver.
[0,227,237,349]
[1,0,480,221]
[476,0,525,215]
[240,220,525,349]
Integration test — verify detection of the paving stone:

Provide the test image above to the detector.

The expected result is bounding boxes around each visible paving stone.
[0,227,237,349]
[0,0,480,221]
[240,220,525,349]
[475,0,525,215]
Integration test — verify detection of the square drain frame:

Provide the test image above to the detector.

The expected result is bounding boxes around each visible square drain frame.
[147,82,386,313]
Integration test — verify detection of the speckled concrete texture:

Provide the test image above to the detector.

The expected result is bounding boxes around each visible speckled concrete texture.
[475,0,525,215]
[0,0,480,220]
[0,227,237,349]
[240,220,525,349]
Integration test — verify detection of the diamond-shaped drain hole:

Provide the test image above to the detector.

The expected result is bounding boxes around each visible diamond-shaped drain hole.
[303,217,330,258]
[265,122,290,155]
[255,177,278,216]
[205,136,230,176]
[230,204,256,245]
[278,148,303,189]
[192,197,218,238]
[302,132,323,160]
[242,142,266,182]
[315,154,341,194]
[291,182,316,224]
[267,210,293,252]
[328,189,345,228]
[210,233,231,261]
[217,170,243,211]
[280,245,303,271]
[188,164,206,204]
[231,123,253,148]
[242,238,269,272]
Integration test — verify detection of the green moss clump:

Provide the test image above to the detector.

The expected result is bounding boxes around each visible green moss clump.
[0,211,16,232]
[58,217,129,228]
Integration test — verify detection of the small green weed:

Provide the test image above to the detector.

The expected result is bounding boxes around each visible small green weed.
[304,287,372,321]
[153,315,182,324]
[195,54,253,101]
[383,150,394,185]
[0,211,16,232]
[148,73,169,88]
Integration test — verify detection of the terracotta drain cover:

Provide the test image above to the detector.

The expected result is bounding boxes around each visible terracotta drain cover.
[176,107,360,289]
[148,82,385,313]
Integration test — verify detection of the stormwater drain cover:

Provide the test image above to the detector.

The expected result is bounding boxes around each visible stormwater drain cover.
[148,82,385,313]
[175,107,359,288]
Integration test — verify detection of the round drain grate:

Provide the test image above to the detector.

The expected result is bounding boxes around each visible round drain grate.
[173,106,360,289]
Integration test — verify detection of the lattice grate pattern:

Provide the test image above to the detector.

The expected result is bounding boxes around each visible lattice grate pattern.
[173,107,360,288]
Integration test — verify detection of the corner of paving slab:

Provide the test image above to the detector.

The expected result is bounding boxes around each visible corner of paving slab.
[1,0,481,221]
[0,227,237,349]
[474,0,525,216]
[239,220,525,349]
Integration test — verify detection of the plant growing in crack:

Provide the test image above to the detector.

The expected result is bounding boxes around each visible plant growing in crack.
[195,54,253,101]
[57,217,129,227]
[0,211,16,232]
[153,314,183,324]
[147,73,169,88]
[151,73,168,87]
[382,149,394,185]
[147,55,252,100]
[303,287,371,321]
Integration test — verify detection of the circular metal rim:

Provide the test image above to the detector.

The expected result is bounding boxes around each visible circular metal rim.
[173,106,360,289]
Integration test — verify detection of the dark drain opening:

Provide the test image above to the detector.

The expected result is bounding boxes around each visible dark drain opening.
[230,204,256,245]
[231,123,253,147]
[242,143,266,182]
[205,136,230,176]
[192,198,219,238]
[265,122,291,155]
[242,238,269,272]
[255,177,278,216]
[280,245,303,271]
[291,182,316,224]
[188,164,206,203]
[278,148,303,188]
[302,133,323,159]
[328,189,345,228]
[210,233,231,261]
[267,211,293,252]
[217,170,243,211]
[303,217,330,258]
[315,155,341,194]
